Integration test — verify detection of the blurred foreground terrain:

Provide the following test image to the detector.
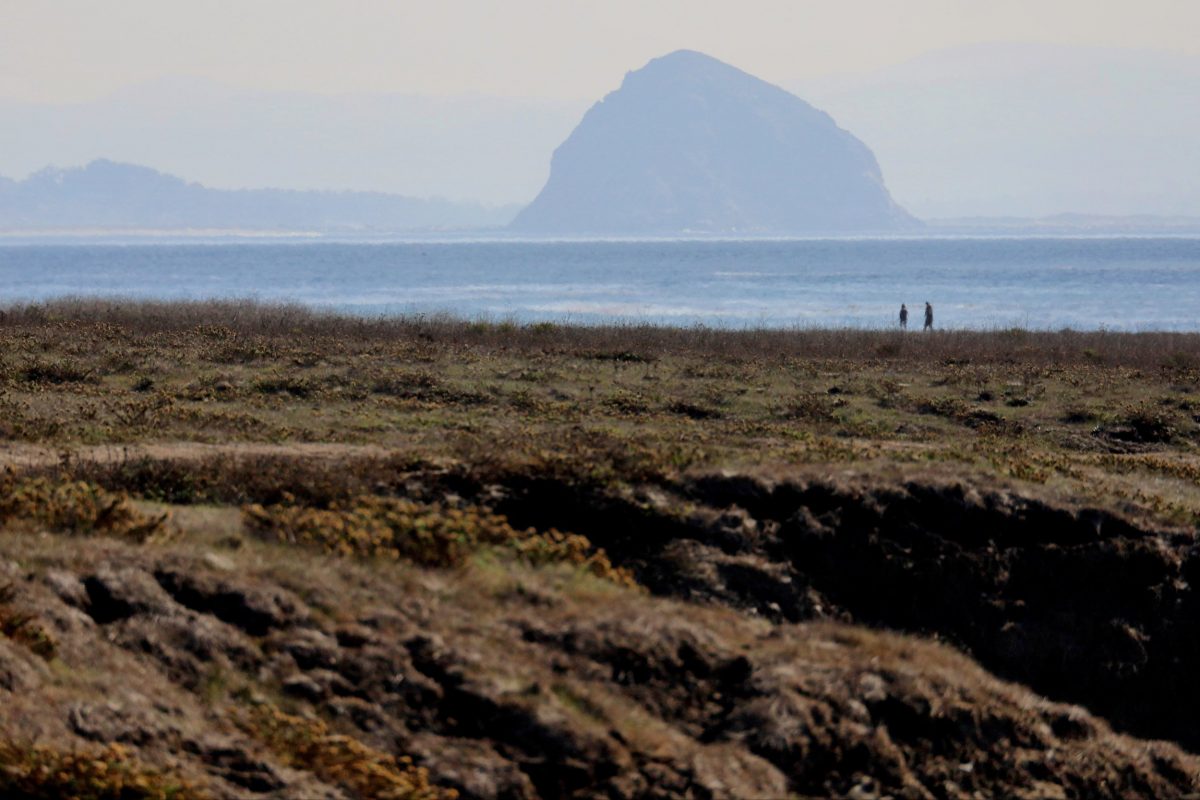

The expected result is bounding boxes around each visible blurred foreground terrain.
[4,302,1200,798]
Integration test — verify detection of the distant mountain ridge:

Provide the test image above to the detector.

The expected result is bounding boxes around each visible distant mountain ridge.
[0,81,585,207]
[512,50,916,235]
[0,160,518,231]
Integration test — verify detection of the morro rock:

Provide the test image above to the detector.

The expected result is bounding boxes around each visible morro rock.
[511,50,916,235]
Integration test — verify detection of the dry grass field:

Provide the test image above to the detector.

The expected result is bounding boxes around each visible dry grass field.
[4,300,1200,798]
[6,299,1200,523]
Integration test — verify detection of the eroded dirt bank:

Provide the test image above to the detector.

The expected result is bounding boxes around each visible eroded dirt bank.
[477,470,1200,753]
[4,454,1200,797]
[2,527,1198,800]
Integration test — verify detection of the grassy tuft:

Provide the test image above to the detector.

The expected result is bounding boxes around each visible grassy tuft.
[0,582,57,660]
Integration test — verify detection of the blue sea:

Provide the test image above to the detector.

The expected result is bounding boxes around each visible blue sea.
[2,237,1199,330]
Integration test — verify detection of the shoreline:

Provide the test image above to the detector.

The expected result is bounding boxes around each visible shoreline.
[5,297,1200,363]
[5,229,1200,244]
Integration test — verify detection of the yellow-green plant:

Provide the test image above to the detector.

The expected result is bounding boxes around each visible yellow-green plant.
[0,474,168,541]
[243,496,636,586]
[0,741,202,799]
[233,704,455,800]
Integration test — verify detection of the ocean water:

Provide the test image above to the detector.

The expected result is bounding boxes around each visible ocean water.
[2,237,1200,330]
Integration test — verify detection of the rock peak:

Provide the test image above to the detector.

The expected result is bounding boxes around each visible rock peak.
[512,51,916,235]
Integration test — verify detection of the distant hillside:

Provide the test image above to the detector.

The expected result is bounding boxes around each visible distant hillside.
[0,81,585,207]
[796,43,1200,219]
[0,160,518,232]
[512,50,916,236]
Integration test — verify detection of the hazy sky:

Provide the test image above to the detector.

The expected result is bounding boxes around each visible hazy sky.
[4,0,1199,103]
[3,2,1198,216]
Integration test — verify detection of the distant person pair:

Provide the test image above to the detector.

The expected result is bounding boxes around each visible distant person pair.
[899,303,933,330]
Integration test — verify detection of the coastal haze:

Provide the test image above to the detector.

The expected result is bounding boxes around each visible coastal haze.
[796,42,1200,220]
[3,42,1199,224]
[3,2,1199,222]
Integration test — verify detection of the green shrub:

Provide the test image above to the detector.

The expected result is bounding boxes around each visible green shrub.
[21,359,95,385]
[0,474,168,541]
[0,741,201,799]
[243,496,636,586]
[234,704,456,800]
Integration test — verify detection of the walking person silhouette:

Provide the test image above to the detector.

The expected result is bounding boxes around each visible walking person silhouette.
[899,304,908,329]
[923,302,934,331]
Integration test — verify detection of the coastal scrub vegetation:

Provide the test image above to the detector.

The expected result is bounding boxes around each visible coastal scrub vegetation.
[0,474,168,540]
[233,703,456,800]
[0,741,201,800]
[5,300,1200,796]
[244,495,636,586]
[4,299,1200,527]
